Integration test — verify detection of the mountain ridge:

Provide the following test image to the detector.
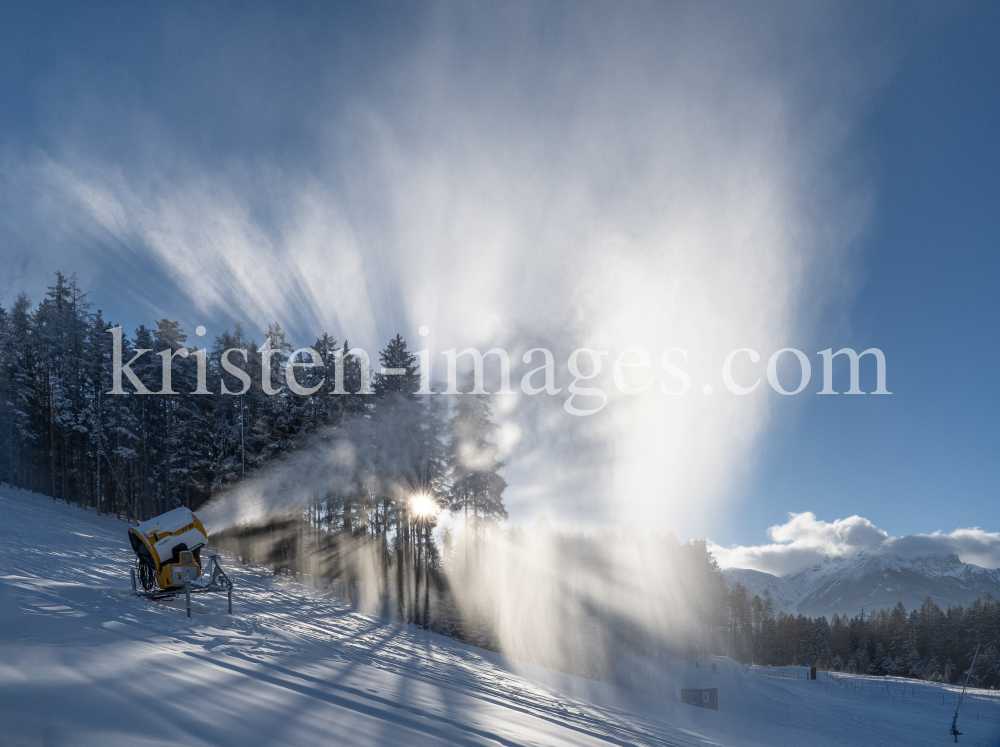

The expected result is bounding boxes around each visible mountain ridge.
[721,551,1000,619]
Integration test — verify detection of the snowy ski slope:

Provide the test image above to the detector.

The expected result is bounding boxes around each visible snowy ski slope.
[1,485,998,746]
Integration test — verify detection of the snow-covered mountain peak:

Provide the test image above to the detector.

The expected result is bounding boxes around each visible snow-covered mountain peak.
[722,551,1000,619]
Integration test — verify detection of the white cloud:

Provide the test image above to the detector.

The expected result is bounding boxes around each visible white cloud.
[709,512,1000,575]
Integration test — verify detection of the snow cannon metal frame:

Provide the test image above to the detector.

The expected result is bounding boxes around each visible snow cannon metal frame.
[128,507,233,617]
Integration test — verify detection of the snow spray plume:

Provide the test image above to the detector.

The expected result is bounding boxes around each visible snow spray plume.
[197,393,731,678]
[195,433,356,534]
[24,5,875,536]
[198,398,433,534]
[17,5,877,677]
[441,523,726,678]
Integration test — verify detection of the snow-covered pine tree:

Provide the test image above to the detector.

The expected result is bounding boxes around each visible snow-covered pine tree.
[301,332,341,431]
[445,379,507,573]
[149,319,190,514]
[0,300,9,486]
[373,334,420,398]
[258,322,295,463]
[340,339,373,416]
[35,273,91,503]
[83,307,114,513]
[372,334,422,619]
[6,294,39,492]
[128,324,159,518]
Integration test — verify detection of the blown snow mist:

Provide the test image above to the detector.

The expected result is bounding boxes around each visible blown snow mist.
[18,5,877,534]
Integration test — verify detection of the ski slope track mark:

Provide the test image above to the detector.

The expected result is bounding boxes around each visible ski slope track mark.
[1,485,998,746]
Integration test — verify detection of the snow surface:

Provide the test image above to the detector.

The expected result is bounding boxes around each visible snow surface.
[2,485,999,746]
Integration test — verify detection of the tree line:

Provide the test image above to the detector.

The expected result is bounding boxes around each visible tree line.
[0,273,503,522]
[726,585,1000,688]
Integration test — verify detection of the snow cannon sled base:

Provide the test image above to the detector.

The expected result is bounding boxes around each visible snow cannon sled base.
[127,507,234,616]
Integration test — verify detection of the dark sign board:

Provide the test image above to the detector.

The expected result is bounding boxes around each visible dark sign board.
[680,688,718,710]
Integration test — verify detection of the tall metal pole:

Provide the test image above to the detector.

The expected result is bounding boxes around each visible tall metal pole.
[422,522,429,628]
[240,394,245,476]
[98,439,136,522]
[951,643,981,742]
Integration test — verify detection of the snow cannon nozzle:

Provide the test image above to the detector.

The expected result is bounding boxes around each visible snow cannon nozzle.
[127,507,234,617]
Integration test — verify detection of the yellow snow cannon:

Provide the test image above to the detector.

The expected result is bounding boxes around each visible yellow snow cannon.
[128,507,233,616]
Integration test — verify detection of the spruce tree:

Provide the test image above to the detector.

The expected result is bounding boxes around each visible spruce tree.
[373,334,419,398]
[446,382,507,569]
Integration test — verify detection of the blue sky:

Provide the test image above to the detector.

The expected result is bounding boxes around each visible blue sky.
[729,4,999,548]
[0,2,996,565]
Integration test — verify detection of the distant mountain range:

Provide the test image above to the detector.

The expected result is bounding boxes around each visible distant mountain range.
[722,552,1000,619]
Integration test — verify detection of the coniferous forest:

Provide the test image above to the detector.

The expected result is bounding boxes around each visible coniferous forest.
[726,587,1000,688]
[0,272,463,523]
[1,273,997,686]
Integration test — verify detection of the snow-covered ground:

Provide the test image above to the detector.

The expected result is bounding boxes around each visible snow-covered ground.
[2,485,998,746]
